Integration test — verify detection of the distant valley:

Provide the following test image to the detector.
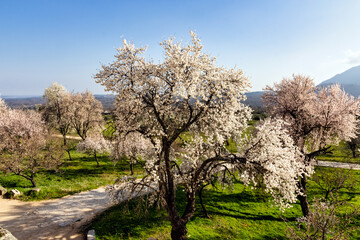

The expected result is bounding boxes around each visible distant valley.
[3,66,360,110]
[3,95,116,111]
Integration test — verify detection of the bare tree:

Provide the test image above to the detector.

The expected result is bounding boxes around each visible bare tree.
[71,91,104,140]
[287,198,359,240]
[96,32,305,240]
[312,167,357,201]
[263,75,360,216]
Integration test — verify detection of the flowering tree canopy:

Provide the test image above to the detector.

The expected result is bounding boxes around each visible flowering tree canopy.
[0,101,61,188]
[42,82,73,145]
[112,131,153,175]
[96,32,304,240]
[77,135,111,167]
[263,75,360,216]
[0,97,7,111]
[71,90,104,140]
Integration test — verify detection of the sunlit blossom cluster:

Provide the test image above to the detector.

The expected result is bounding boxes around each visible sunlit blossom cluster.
[242,118,308,209]
[77,135,111,155]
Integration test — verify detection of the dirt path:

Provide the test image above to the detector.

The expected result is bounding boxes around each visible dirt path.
[1,160,359,240]
[315,160,360,170]
[0,187,113,240]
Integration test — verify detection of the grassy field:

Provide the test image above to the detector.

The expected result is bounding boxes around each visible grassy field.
[316,141,360,164]
[0,150,143,201]
[89,167,360,240]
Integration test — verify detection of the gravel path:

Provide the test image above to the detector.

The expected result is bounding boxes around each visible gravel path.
[1,160,359,240]
[315,160,360,170]
[0,187,113,240]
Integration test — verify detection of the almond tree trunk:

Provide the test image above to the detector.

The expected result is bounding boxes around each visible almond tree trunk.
[30,178,37,188]
[171,219,188,240]
[162,140,196,240]
[94,152,100,167]
[198,184,210,218]
[67,150,72,160]
[297,175,310,217]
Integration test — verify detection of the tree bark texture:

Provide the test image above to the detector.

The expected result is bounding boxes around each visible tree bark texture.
[297,175,310,217]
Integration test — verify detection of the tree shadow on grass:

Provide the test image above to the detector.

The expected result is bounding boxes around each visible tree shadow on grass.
[89,197,169,239]
[204,208,298,222]
[89,185,300,239]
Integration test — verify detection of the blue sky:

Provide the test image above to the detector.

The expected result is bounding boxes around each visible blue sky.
[1,0,360,95]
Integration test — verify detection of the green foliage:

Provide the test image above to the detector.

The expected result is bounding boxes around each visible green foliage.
[316,141,360,164]
[308,167,360,204]
[103,117,116,140]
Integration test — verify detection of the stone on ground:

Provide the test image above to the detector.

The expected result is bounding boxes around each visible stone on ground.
[0,186,6,196]
[0,227,17,240]
[9,189,20,198]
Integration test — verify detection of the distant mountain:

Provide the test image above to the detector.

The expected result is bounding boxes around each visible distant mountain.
[3,95,116,111]
[3,96,44,109]
[319,65,360,97]
[244,65,360,109]
[244,91,264,109]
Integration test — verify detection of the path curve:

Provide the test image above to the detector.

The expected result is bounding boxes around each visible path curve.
[1,160,359,240]
[0,187,113,240]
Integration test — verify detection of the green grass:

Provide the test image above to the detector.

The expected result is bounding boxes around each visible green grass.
[316,141,360,164]
[89,167,360,240]
[0,150,144,201]
[90,183,297,240]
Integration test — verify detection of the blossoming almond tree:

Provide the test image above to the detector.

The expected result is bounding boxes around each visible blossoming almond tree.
[77,135,111,167]
[71,90,104,140]
[95,32,305,240]
[42,82,74,146]
[0,97,6,111]
[112,131,152,175]
[0,103,63,188]
[263,75,360,216]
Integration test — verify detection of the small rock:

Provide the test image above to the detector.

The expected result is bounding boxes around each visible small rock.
[9,189,20,198]
[31,188,41,193]
[0,227,17,240]
[87,230,95,240]
[27,188,40,196]
[0,186,7,196]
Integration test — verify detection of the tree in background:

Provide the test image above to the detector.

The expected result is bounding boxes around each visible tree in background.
[0,97,6,111]
[287,198,359,240]
[312,167,356,201]
[346,121,360,158]
[77,134,111,167]
[71,91,104,140]
[0,102,63,188]
[263,75,360,216]
[96,32,305,240]
[42,82,73,146]
[112,132,152,175]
